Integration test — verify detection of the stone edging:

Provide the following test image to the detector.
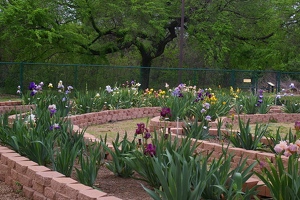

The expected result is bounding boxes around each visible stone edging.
[0,103,297,199]
[148,107,299,198]
[0,105,160,200]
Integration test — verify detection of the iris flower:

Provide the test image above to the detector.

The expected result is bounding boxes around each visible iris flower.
[144,144,156,157]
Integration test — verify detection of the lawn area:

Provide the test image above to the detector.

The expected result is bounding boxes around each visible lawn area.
[0,94,20,102]
[86,115,297,145]
[235,122,296,137]
[86,117,150,143]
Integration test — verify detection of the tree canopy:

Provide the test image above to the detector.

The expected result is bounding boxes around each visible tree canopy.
[1,0,300,88]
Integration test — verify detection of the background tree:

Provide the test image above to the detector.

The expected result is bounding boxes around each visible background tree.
[1,0,300,90]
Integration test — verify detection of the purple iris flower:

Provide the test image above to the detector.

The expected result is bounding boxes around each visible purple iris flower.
[143,132,151,139]
[295,121,300,131]
[29,82,36,90]
[172,87,181,96]
[160,107,171,118]
[30,90,37,96]
[50,124,60,131]
[49,109,57,116]
[256,90,264,106]
[48,104,57,117]
[135,123,145,135]
[144,144,156,157]
[205,115,212,121]
[67,86,73,90]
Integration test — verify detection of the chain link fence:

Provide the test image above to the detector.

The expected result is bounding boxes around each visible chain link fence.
[1,62,300,95]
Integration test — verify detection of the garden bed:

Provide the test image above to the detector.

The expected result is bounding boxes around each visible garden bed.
[0,102,298,199]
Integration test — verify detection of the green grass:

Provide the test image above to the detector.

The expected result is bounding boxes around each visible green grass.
[247,122,295,138]
[88,117,296,144]
[231,122,295,138]
[86,117,149,143]
[0,94,21,102]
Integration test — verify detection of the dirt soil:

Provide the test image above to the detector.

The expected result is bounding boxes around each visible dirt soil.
[0,118,289,199]
[0,118,153,200]
[0,181,29,200]
[0,162,152,200]
[72,164,152,200]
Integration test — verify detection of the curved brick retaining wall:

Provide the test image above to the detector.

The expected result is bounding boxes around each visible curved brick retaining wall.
[0,103,297,199]
[0,103,160,200]
[0,101,33,115]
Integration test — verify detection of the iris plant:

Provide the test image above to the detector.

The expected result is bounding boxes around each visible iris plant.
[160,107,172,119]
[135,123,155,156]
[48,104,57,117]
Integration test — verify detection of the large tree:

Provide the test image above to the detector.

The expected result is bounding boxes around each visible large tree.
[1,0,300,89]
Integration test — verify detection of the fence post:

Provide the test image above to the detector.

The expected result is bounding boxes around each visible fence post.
[230,70,236,89]
[251,71,258,94]
[19,62,24,97]
[276,71,281,93]
[74,65,78,90]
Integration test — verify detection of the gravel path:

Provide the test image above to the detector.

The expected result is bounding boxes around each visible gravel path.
[0,181,28,200]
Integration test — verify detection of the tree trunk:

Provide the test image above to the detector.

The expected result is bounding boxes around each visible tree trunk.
[139,56,152,90]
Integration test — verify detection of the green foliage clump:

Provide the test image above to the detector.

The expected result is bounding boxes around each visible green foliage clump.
[227,117,268,150]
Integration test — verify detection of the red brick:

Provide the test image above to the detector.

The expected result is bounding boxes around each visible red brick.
[44,186,56,199]
[256,181,266,196]
[7,155,29,169]
[55,192,71,200]
[23,186,35,199]
[64,183,93,200]
[227,147,243,157]
[0,146,15,152]
[202,142,216,151]
[0,163,9,180]
[33,191,47,200]
[97,197,122,200]
[18,173,33,187]
[265,185,272,197]
[15,160,38,174]
[240,149,257,160]
[26,165,51,178]
[12,179,23,192]
[1,152,21,165]
[213,144,225,153]
[35,171,65,187]
[11,169,18,180]
[243,177,259,191]
[245,159,257,168]
[51,177,78,194]
[256,152,275,163]
[32,180,44,194]
[78,189,107,200]
[5,175,12,186]
[232,156,242,164]
[210,151,222,159]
